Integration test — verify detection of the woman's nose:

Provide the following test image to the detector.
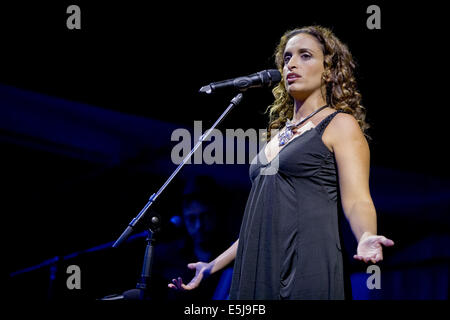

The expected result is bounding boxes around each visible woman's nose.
[287,57,298,70]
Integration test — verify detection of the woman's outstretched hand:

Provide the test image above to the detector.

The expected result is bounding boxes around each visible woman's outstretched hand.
[168,262,211,291]
[353,233,395,263]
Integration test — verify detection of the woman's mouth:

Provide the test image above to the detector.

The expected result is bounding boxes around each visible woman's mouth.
[286,73,301,84]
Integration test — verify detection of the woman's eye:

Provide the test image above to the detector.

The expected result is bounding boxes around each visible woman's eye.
[301,54,311,60]
[283,55,291,64]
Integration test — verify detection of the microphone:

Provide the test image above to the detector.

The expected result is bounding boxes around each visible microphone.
[199,69,281,94]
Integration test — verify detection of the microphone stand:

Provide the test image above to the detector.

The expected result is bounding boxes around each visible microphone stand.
[102,92,244,300]
[103,217,160,300]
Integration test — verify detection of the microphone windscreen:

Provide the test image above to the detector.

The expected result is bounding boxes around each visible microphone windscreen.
[267,69,282,83]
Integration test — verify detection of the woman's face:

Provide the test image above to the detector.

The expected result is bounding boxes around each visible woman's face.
[283,33,325,101]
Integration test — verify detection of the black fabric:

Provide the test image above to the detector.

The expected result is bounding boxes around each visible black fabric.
[229,110,351,300]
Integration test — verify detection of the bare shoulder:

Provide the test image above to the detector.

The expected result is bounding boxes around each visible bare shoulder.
[323,112,367,151]
[330,112,361,132]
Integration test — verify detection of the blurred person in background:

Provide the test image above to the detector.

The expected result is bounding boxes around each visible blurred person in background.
[151,175,233,300]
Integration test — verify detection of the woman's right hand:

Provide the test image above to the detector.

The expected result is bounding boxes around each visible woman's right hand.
[168,261,211,291]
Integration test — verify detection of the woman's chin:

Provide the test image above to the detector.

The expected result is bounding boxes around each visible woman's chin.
[288,87,309,100]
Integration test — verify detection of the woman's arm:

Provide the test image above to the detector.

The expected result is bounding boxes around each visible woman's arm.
[327,113,376,241]
[169,239,239,290]
[209,239,239,274]
[325,113,394,262]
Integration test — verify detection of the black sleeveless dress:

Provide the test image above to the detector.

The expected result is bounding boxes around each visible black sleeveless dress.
[229,110,351,300]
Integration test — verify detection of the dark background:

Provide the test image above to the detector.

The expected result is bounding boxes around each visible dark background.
[3,1,449,301]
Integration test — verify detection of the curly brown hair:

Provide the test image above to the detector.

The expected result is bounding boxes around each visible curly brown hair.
[265,26,369,141]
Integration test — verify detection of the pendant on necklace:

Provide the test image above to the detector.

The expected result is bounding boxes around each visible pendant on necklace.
[278,120,296,147]
[277,105,328,147]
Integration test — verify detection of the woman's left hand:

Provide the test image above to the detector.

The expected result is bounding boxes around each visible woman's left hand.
[353,232,395,263]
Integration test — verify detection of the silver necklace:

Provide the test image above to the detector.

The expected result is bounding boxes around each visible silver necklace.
[278,105,328,146]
